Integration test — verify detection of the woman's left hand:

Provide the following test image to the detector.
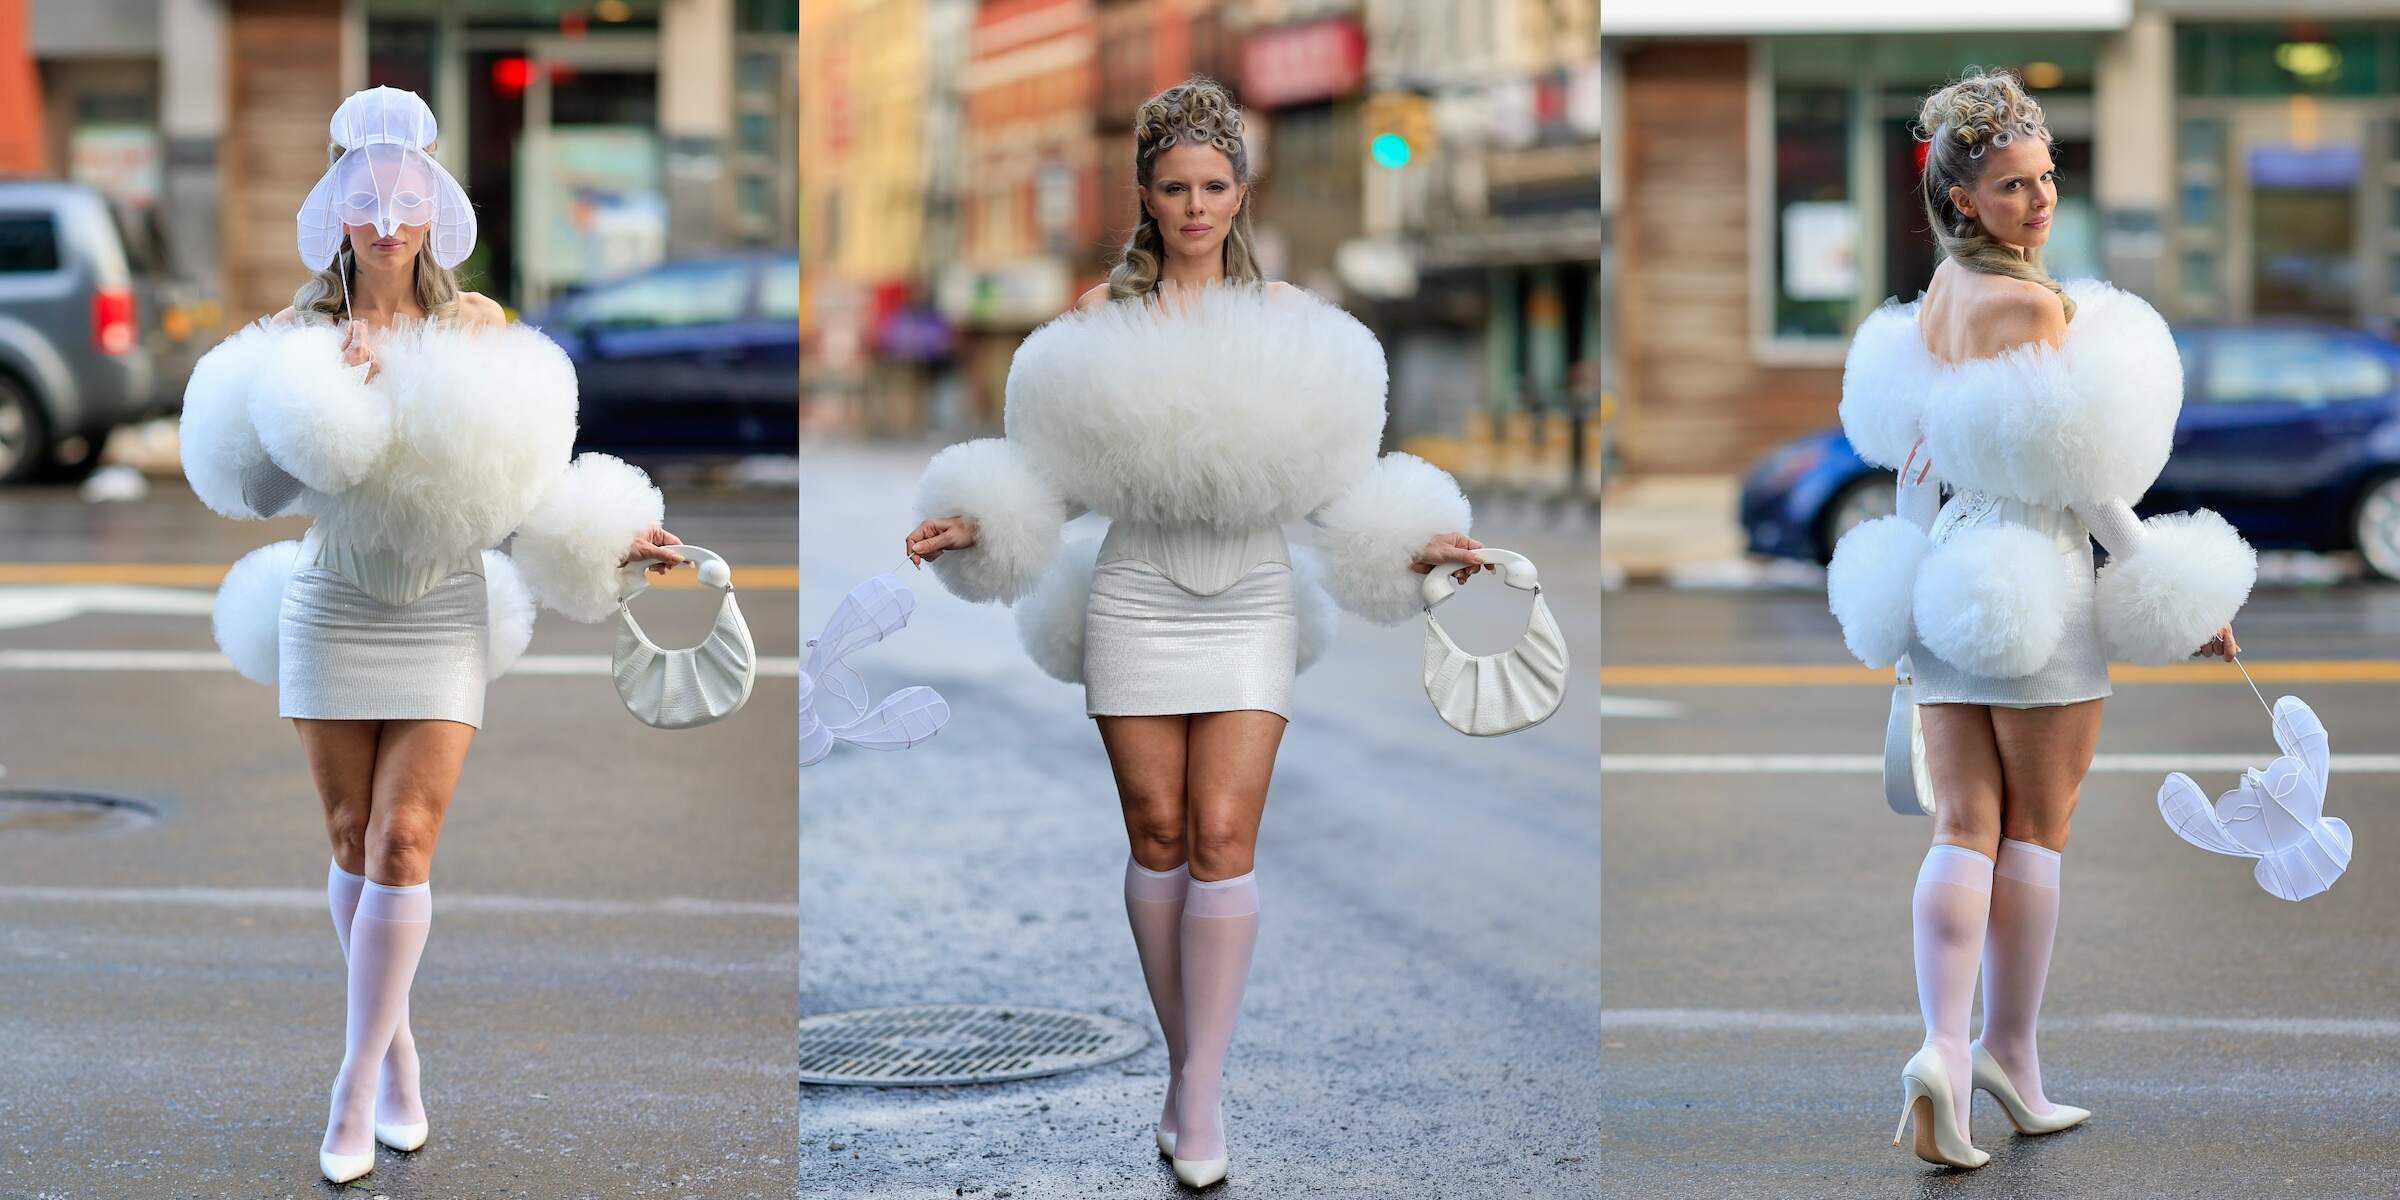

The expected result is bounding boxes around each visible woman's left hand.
[2192,623,2240,660]
[1412,532,1493,586]
[621,524,686,574]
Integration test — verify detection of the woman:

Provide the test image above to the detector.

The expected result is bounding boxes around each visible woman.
[1826,70,2256,1170]
[900,77,1485,1189]
[178,87,683,1184]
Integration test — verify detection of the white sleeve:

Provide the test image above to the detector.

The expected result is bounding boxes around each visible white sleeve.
[2070,496,2147,559]
[1896,468,1941,534]
[2079,496,2257,663]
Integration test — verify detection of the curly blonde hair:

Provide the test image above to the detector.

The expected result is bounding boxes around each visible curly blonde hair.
[1107,77,1266,301]
[290,141,463,325]
[1915,68,2075,322]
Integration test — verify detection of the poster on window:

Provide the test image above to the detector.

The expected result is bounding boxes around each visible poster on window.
[516,126,668,301]
[1782,201,1856,301]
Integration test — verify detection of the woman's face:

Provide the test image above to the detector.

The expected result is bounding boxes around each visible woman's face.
[1143,142,1245,264]
[1951,136,2055,251]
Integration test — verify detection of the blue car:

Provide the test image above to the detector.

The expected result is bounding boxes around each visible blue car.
[529,252,797,459]
[1741,322,2400,579]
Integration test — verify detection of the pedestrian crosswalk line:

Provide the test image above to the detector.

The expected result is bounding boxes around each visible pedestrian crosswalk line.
[0,649,801,675]
[1601,661,2400,686]
[0,563,801,588]
[1601,1008,2400,1039]
[0,884,796,920]
[1603,753,2400,773]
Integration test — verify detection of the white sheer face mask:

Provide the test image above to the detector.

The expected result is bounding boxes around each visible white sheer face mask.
[296,87,476,272]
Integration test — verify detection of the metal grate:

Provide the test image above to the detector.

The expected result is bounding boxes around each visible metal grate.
[0,788,158,835]
[797,1004,1148,1087]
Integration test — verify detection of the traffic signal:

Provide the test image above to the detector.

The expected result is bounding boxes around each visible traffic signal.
[1364,92,1432,170]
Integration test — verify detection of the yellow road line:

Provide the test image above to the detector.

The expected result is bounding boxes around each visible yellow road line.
[1601,660,2400,686]
[0,563,802,589]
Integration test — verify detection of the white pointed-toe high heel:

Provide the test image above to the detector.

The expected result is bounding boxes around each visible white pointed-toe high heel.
[1893,1046,1990,1169]
[319,1148,375,1184]
[1156,1127,1175,1158]
[375,1118,429,1152]
[1171,1153,1228,1188]
[1971,1041,2090,1135]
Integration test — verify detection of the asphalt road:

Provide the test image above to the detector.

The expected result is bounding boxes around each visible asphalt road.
[796,441,1602,1199]
[0,466,800,1199]
[1599,584,2400,1199]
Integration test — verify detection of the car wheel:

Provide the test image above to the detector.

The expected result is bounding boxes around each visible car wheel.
[1817,474,1897,564]
[0,374,49,486]
[2353,473,2400,582]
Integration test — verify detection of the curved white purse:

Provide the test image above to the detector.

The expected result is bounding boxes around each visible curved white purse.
[1884,663,1938,816]
[613,545,757,730]
[1420,548,1568,737]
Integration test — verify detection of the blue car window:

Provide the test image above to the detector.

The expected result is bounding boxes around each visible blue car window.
[2203,330,2391,407]
[575,260,752,330]
[759,259,797,321]
[0,213,61,273]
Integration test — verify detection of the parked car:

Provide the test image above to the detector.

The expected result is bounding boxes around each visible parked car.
[528,252,798,460]
[0,180,158,483]
[1740,321,2400,579]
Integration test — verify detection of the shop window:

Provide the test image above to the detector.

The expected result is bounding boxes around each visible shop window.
[2182,250,2218,304]
[2179,118,2224,167]
[1770,84,1852,340]
[2183,182,2219,227]
[2178,25,2389,97]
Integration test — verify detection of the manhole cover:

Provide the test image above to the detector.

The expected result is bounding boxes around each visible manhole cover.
[798,1004,1148,1087]
[0,788,159,835]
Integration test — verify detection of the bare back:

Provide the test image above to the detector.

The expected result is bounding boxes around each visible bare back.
[1917,258,2066,365]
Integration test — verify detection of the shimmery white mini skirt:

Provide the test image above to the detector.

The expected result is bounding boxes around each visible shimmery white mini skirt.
[1082,558,1297,720]
[279,558,489,728]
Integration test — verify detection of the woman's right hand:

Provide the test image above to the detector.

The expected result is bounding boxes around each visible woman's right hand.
[906,516,977,566]
[339,321,380,383]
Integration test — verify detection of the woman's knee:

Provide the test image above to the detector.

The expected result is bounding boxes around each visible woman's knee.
[366,808,443,883]
[1186,818,1256,881]
[323,803,371,867]
[1999,803,2075,852]
[1126,817,1187,869]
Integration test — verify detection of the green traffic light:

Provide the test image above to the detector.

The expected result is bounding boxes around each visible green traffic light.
[1370,132,1412,169]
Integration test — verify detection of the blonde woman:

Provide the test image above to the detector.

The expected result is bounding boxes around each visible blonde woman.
[901,77,1485,1188]
[178,87,682,1184]
[1826,69,2255,1169]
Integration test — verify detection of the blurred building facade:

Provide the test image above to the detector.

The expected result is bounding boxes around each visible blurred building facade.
[799,0,1604,500]
[23,0,795,323]
[1603,0,2400,475]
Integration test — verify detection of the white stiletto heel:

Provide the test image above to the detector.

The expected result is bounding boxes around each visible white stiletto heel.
[1972,1041,2090,1134]
[1169,1102,1227,1187]
[375,1118,429,1152]
[1894,1047,1990,1168]
[319,1148,374,1184]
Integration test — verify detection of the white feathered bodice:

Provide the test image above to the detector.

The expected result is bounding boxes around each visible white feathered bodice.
[183,315,668,686]
[1826,279,2257,676]
[910,283,1471,683]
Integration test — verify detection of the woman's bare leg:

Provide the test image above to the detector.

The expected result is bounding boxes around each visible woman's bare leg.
[295,719,381,875]
[1980,698,2104,1114]
[1910,703,2006,1131]
[1098,714,1194,1145]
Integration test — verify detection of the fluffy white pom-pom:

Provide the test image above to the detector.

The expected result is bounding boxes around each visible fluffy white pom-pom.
[481,550,536,678]
[1825,514,1930,669]
[1290,545,1340,673]
[1014,537,1103,683]
[1912,524,2069,679]
[510,452,664,622]
[212,540,302,685]
[248,323,391,493]
[2096,509,2256,664]
[1311,453,1472,625]
[913,438,1068,605]
[179,327,275,519]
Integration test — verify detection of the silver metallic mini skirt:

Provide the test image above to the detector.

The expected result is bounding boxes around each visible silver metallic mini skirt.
[1083,558,1297,720]
[279,563,490,728]
[1907,490,2112,710]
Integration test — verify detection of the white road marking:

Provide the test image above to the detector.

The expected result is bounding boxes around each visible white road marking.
[0,649,800,676]
[0,884,795,920]
[1604,753,2400,773]
[1601,1008,2400,1039]
[0,586,215,630]
[1598,694,1686,719]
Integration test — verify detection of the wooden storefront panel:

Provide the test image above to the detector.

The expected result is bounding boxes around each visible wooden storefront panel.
[222,0,344,321]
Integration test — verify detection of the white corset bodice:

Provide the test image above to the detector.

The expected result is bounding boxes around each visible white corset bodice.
[1096,520,1288,595]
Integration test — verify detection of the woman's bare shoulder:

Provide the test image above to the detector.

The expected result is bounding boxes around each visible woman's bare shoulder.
[458,291,509,328]
[1071,283,1112,314]
[1964,277,2067,357]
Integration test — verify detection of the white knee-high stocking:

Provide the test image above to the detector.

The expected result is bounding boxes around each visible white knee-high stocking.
[1980,838,2063,1112]
[327,862,425,1128]
[1173,871,1259,1165]
[1124,857,1190,1139]
[322,880,432,1159]
[1912,844,1992,1131]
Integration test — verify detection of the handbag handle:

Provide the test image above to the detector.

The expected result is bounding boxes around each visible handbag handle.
[1421,546,1539,611]
[618,544,731,603]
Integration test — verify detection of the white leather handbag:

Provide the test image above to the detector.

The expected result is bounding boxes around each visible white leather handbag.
[1420,547,1568,737]
[612,545,757,730]
[1884,677,1938,816]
